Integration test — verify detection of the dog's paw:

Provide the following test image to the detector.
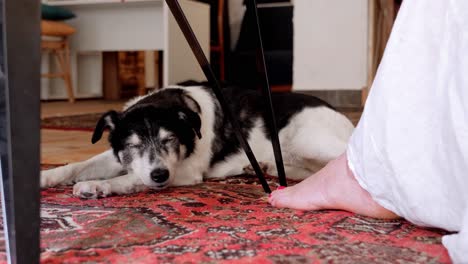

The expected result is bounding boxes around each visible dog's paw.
[243,162,270,175]
[41,170,55,188]
[73,181,111,199]
[41,169,73,188]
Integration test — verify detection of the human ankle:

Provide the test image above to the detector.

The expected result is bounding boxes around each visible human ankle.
[318,157,348,210]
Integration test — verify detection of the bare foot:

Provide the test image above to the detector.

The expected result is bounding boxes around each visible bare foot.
[269,153,399,219]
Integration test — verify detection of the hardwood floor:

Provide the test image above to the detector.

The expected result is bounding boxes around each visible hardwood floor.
[41,100,124,164]
[41,129,109,165]
[41,99,125,119]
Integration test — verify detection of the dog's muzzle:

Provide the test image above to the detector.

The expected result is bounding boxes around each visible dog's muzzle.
[150,168,170,186]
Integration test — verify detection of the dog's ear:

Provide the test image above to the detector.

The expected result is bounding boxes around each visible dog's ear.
[178,109,202,139]
[92,111,120,144]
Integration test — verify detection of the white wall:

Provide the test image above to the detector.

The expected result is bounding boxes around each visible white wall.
[293,0,368,91]
[228,0,245,50]
[164,0,210,86]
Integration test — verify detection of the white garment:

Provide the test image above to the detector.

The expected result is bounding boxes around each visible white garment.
[347,0,468,262]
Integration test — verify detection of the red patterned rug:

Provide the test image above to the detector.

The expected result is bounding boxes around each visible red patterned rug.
[0,174,451,263]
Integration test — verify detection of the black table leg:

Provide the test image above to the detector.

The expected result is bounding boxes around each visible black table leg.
[246,0,287,187]
[165,0,272,193]
[0,0,41,263]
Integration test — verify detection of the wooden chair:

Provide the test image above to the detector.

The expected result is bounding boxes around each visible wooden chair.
[210,0,225,80]
[41,20,76,103]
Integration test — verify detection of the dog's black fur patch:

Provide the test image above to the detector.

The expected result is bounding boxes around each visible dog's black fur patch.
[94,85,332,169]
[93,89,202,163]
[209,86,332,165]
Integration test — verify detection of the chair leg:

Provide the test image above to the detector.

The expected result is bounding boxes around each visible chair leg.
[217,0,225,81]
[219,48,225,81]
[53,41,75,103]
[63,41,75,103]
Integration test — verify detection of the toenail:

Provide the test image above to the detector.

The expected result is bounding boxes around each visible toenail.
[277,186,286,190]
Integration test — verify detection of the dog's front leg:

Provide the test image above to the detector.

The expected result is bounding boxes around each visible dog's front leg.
[41,150,124,188]
[73,173,147,199]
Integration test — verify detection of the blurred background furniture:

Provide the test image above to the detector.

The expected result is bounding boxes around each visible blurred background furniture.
[210,0,226,81]
[197,0,229,81]
[41,0,210,100]
[363,0,401,105]
[41,20,76,103]
[229,0,293,88]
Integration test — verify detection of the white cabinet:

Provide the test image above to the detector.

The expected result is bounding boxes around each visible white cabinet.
[41,0,210,99]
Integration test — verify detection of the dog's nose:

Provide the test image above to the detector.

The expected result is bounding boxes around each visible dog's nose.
[150,169,169,183]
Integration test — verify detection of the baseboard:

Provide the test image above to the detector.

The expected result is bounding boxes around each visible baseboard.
[296,90,362,108]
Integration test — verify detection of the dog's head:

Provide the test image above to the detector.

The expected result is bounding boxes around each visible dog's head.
[91,105,202,189]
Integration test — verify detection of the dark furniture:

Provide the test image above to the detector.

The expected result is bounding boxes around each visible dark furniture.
[0,0,41,263]
[229,1,293,86]
[197,0,230,81]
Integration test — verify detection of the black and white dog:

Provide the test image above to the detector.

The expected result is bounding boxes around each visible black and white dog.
[41,85,354,199]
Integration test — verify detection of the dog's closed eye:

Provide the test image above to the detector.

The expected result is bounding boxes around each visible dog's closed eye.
[126,143,143,149]
[161,136,177,145]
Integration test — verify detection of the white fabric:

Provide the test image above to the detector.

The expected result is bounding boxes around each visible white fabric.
[347,0,468,262]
